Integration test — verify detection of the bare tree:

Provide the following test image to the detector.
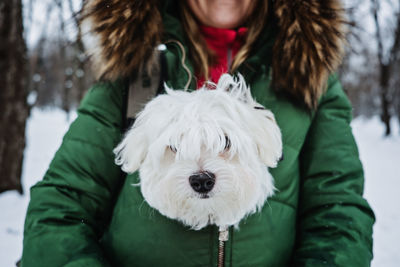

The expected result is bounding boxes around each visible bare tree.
[390,5,400,132]
[28,2,55,107]
[0,0,29,193]
[67,0,91,103]
[55,0,71,115]
[371,0,391,135]
[370,0,400,135]
[27,0,92,112]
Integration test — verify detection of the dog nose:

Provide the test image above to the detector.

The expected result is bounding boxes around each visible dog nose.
[189,171,216,193]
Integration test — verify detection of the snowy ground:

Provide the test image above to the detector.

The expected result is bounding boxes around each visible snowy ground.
[0,108,77,267]
[352,117,400,266]
[0,108,399,267]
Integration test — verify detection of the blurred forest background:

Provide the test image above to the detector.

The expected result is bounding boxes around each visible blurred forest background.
[0,0,400,194]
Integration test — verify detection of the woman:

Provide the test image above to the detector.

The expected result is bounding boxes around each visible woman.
[21,0,375,266]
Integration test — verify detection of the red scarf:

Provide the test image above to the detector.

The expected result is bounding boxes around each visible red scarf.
[197,25,248,88]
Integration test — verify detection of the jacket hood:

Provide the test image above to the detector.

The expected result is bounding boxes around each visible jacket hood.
[80,0,346,108]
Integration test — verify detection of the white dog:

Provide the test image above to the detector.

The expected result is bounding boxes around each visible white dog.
[114,74,282,230]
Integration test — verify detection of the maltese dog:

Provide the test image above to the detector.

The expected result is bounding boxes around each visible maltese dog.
[114,74,282,230]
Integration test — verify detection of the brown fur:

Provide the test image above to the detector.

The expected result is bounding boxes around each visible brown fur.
[273,0,346,108]
[81,0,162,80]
[80,0,346,109]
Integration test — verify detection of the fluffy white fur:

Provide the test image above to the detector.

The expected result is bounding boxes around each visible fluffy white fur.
[114,74,282,230]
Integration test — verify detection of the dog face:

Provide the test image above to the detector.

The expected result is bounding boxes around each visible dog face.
[114,74,282,229]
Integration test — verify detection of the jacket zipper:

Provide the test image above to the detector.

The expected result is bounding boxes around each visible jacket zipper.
[218,45,232,267]
[218,226,229,267]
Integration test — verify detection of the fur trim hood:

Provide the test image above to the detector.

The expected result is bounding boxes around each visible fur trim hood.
[80,0,346,108]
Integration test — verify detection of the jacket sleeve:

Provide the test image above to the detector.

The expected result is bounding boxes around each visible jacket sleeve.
[21,80,127,267]
[292,75,375,266]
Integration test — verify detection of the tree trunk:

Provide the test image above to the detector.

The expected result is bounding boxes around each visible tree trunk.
[397,88,400,135]
[380,63,391,136]
[0,0,29,194]
[371,0,392,136]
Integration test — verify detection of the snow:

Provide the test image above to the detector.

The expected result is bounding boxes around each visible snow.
[352,116,400,266]
[0,108,399,266]
[0,108,76,267]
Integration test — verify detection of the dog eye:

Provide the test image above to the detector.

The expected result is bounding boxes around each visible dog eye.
[169,145,177,153]
[224,136,231,151]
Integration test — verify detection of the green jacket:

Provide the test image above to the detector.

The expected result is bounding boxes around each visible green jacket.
[22,1,374,266]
